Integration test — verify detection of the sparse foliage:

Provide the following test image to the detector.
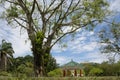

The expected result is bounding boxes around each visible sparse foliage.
[99,22,120,61]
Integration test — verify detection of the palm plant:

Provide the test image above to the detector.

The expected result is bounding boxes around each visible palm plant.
[0,39,14,71]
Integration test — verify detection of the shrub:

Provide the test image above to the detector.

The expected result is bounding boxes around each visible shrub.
[47,68,62,77]
[89,68,103,76]
[0,71,12,76]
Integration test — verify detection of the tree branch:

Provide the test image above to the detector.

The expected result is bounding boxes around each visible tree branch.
[66,1,83,18]
[103,19,120,26]
[6,0,18,5]
[17,0,29,14]
[62,0,74,18]
[47,0,73,40]
[51,20,98,48]
[51,27,80,48]
[43,0,46,12]
[35,0,43,15]
[31,0,36,15]
[13,18,28,29]
[54,0,82,33]
[46,0,65,22]
[45,0,56,13]
[59,0,81,23]
[16,17,28,23]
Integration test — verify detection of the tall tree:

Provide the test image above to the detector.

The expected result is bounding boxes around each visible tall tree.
[0,0,109,76]
[0,39,14,71]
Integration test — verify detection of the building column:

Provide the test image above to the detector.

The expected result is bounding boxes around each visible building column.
[67,69,69,76]
[63,70,66,77]
[80,69,82,77]
[74,69,77,76]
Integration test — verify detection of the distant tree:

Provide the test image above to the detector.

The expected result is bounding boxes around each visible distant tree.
[98,61,108,76]
[8,55,58,76]
[83,63,95,76]
[47,68,62,77]
[16,63,33,77]
[99,61,120,76]
[116,61,120,76]
[0,0,109,76]
[83,61,120,76]
[8,55,33,73]
[0,39,14,71]
[24,55,33,63]
[46,55,59,73]
[89,67,103,76]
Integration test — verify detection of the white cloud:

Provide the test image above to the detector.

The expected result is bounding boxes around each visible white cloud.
[51,44,66,53]
[9,28,32,57]
[53,28,110,64]
[54,51,108,65]
[11,37,31,57]
[0,20,31,57]
[109,0,120,12]
[1,20,107,65]
[54,56,68,65]
[61,31,97,54]
[82,42,98,51]
[52,30,108,65]
[83,52,108,63]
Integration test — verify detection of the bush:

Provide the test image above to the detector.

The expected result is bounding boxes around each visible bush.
[89,68,103,76]
[48,68,62,77]
[17,64,34,77]
[0,71,12,76]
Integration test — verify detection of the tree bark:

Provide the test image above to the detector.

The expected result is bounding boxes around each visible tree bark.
[0,53,7,71]
[33,51,44,77]
[32,47,50,77]
[29,32,50,77]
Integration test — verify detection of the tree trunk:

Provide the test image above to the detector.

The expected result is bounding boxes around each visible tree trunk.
[31,35,50,77]
[33,52,44,77]
[33,48,50,77]
[0,54,7,71]
[26,26,51,77]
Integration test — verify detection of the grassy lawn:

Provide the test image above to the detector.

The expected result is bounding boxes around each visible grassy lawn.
[0,76,120,80]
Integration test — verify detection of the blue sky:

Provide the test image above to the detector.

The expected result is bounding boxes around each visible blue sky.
[0,0,120,65]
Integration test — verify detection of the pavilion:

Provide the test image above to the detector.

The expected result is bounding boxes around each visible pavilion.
[61,59,83,77]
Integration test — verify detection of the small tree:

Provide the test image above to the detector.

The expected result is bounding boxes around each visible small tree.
[0,40,14,71]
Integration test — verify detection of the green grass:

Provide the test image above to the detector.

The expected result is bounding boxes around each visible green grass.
[0,76,120,80]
